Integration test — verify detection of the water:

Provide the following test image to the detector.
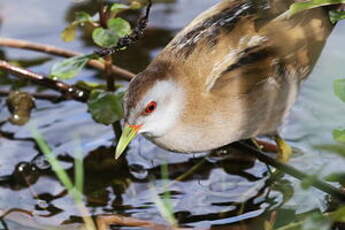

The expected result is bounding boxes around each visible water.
[0,0,345,229]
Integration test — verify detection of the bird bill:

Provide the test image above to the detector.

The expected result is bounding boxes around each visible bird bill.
[115,124,141,159]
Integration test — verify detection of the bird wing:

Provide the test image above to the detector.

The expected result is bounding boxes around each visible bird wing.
[204,35,277,94]
[202,0,333,94]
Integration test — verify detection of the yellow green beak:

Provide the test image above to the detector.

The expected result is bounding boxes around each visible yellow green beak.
[115,124,142,159]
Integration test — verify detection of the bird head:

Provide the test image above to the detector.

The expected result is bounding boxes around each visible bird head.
[115,61,185,159]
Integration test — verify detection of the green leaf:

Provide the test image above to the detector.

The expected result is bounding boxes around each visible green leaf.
[150,185,177,227]
[324,172,345,184]
[130,1,143,10]
[329,10,345,23]
[87,89,124,125]
[110,3,130,13]
[92,28,119,48]
[61,24,78,42]
[50,54,94,80]
[333,129,345,143]
[107,18,131,37]
[91,17,131,48]
[334,79,345,102]
[302,213,331,230]
[329,206,345,222]
[74,11,93,23]
[289,0,345,16]
[60,11,94,42]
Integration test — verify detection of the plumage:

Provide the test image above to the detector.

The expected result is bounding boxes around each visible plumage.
[116,0,334,157]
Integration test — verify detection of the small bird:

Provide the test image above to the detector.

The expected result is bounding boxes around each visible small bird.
[115,0,334,159]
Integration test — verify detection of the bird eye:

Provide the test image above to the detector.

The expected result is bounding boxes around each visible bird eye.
[143,101,157,115]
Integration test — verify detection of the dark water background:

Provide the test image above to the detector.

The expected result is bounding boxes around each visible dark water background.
[0,0,345,229]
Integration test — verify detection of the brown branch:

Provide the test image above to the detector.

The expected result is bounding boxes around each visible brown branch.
[0,38,135,80]
[0,60,88,103]
[96,214,195,230]
[0,90,64,102]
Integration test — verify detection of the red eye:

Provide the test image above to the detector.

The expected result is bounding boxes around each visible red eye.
[143,101,157,115]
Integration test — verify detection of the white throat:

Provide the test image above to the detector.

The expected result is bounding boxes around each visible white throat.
[138,80,185,138]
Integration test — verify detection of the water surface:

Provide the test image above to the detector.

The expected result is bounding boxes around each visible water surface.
[0,0,345,229]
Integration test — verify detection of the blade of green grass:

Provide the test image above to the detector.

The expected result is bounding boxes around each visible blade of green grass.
[161,163,172,208]
[150,185,177,227]
[32,128,74,191]
[31,128,96,230]
[149,162,178,227]
[73,138,84,195]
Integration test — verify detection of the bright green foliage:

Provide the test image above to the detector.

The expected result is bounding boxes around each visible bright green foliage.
[75,11,93,22]
[334,79,345,102]
[110,3,130,13]
[329,10,345,23]
[329,206,345,222]
[54,3,133,79]
[289,0,345,16]
[50,54,95,80]
[333,129,345,143]
[61,11,94,42]
[302,213,332,230]
[107,18,131,37]
[87,89,124,125]
[92,18,131,48]
[61,24,78,42]
[325,172,345,185]
[92,28,120,48]
[274,212,332,230]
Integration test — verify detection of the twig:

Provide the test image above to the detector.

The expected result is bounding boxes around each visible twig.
[0,90,64,102]
[0,60,88,102]
[95,0,153,57]
[235,141,345,201]
[0,38,135,80]
[96,214,194,230]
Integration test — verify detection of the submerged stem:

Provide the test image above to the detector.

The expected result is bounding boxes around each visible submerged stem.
[235,141,345,201]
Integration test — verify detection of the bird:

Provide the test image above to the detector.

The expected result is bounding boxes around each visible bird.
[115,0,334,160]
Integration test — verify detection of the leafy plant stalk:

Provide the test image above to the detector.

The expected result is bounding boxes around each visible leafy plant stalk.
[98,0,123,139]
